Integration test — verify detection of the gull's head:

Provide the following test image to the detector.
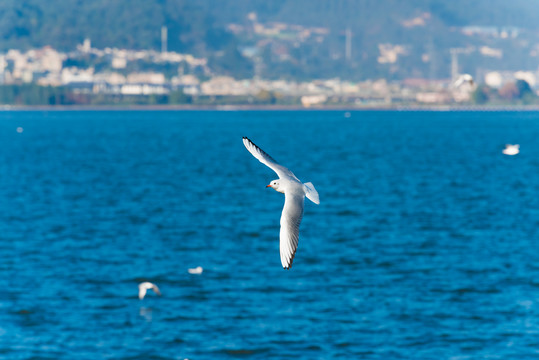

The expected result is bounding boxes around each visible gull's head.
[266,179,284,193]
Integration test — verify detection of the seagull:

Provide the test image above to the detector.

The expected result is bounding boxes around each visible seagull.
[243,137,320,269]
[188,266,203,274]
[503,144,520,156]
[454,74,474,88]
[138,282,161,300]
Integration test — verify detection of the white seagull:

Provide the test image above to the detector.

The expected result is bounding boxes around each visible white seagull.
[243,137,320,269]
[503,144,520,156]
[138,282,161,300]
[454,74,474,88]
[188,266,203,274]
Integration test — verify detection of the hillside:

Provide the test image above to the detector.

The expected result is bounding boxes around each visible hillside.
[1,1,539,80]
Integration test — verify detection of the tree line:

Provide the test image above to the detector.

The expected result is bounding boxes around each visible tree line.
[0,84,191,106]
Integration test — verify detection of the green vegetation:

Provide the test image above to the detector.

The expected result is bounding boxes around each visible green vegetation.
[0,84,75,105]
[0,84,302,106]
[0,84,193,106]
[471,80,538,105]
[1,1,539,81]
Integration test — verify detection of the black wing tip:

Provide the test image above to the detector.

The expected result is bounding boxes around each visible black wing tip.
[282,254,296,270]
[243,137,259,149]
[243,137,267,154]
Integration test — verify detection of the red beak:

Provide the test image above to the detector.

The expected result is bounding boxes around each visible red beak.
[266,184,272,188]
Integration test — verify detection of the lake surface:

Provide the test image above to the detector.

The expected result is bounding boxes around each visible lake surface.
[2,110,539,359]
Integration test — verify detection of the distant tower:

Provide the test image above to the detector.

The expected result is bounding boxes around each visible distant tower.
[254,56,263,80]
[427,36,436,79]
[449,47,475,82]
[161,26,168,53]
[83,38,91,53]
[450,48,459,82]
[345,27,352,62]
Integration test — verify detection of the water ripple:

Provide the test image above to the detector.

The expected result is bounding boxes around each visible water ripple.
[2,110,539,359]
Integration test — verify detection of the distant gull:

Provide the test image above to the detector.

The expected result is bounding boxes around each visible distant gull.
[503,144,520,156]
[138,282,161,300]
[188,266,203,274]
[243,137,320,270]
[16,127,23,133]
[454,74,474,88]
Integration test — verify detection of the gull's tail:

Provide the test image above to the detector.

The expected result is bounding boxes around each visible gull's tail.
[303,182,320,205]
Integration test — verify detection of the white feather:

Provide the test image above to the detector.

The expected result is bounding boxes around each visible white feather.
[243,137,319,269]
[138,282,161,300]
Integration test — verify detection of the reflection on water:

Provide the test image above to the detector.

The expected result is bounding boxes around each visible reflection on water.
[139,307,153,322]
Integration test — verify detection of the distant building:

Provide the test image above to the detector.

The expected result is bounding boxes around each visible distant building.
[378,44,408,64]
[201,76,252,96]
[94,72,126,85]
[62,67,94,84]
[480,46,503,59]
[112,56,127,69]
[121,84,168,95]
[301,94,327,107]
[127,72,165,85]
[416,92,451,103]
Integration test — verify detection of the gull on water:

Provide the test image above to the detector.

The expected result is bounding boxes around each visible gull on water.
[503,144,520,156]
[188,266,203,274]
[138,282,161,300]
[243,137,320,270]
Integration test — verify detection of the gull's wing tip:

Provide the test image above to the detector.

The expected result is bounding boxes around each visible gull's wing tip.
[243,137,254,146]
[281,252,296,270]
[282,262,290,270]
[242,137,252,147]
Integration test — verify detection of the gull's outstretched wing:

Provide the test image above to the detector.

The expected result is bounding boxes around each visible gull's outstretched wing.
[279,192,304,269]
[151,284,161,296]
[243,137,299,181]
[138,286,147,300]
[139,282,161,299]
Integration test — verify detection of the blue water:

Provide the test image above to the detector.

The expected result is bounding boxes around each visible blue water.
[2,110,539,359]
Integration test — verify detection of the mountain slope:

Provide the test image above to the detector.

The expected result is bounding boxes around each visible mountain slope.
[1,1,538,80]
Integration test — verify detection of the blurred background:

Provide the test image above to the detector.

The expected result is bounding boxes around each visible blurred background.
[1,0,539,106]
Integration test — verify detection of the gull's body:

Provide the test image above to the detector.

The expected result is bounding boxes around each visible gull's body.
[188,266,203,274]
[243,137,319,269]
[454,74,474,88]
[503,144,520,156]
[138,282,161,300]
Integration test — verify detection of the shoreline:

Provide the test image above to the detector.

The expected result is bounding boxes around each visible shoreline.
[2,104,539,112]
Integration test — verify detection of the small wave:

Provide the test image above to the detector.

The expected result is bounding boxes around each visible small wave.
[451,287,501,294]
[336,209,359,216]
[220,348,270,356]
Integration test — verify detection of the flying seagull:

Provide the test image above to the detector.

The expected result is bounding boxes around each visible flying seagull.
[454,74,474,88]
[138,282,161,300]
[243,137,320,269]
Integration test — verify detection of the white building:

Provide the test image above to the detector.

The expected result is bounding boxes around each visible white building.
[62,67,94,84]
[127,72,165,85]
